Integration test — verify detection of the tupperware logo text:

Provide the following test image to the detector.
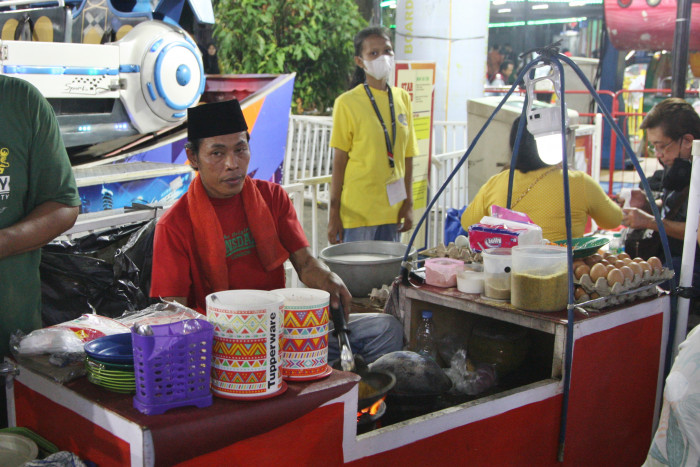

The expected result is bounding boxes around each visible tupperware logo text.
[268,311,278,388]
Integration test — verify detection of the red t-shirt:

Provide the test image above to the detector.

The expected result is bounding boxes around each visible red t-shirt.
[150,179,309,313]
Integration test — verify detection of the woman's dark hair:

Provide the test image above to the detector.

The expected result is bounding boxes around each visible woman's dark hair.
[349,26,391,89]
[509,116,550,173]
[640,97,700,140]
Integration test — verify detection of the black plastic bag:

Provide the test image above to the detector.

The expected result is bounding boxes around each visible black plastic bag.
[114,219,156,299]
[40,220,156,326]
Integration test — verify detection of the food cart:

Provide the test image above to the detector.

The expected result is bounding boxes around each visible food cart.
[6,285,669,465]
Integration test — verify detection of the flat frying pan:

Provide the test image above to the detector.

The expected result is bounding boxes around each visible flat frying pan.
[330,305,396,411]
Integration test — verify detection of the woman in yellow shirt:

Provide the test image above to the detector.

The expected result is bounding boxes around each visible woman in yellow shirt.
[328,26,418,244]
[461,117,622,242]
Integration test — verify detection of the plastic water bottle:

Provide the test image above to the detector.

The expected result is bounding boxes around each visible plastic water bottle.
[610,232,624,254]
[414,311,438,361]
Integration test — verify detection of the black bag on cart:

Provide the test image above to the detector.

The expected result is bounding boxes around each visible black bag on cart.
[624,228,661,261]
[40,220,156,326]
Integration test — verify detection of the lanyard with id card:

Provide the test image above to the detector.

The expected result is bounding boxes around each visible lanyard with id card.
[363,83,407,206]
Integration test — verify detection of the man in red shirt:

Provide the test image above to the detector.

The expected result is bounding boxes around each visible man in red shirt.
[150,99,403,363]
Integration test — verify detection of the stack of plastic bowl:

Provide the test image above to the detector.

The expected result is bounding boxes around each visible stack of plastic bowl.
[84,333,135,393]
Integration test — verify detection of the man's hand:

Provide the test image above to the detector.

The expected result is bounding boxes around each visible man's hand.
[290,247,352,319]
[317,270,353,320]
[622,207,654,230]
[623,207,687,241]
[397,199,413,233]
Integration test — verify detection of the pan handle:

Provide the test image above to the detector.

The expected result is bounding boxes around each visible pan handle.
[330,303,355,372]
[329,302,349,335]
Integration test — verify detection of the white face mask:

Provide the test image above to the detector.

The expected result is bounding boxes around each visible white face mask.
[363,54,394,82]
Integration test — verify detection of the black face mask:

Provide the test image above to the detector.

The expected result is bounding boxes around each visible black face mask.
[662,158,692,191]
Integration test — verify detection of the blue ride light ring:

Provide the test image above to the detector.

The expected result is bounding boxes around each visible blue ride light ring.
[146,82,157,101]
[150,38,164,53]
[153,40,204,111]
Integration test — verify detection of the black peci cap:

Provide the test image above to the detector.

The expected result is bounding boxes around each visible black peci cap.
[187,99,248,140]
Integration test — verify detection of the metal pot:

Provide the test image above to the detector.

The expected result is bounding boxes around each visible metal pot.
[320,241,415,297]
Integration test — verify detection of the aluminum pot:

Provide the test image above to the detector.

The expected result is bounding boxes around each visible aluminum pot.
[319,241,416,297]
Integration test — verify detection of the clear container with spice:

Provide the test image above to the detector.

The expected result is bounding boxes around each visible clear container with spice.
[481,248,513,300]
[511,245,568,312]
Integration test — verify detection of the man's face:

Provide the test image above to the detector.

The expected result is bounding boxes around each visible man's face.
[646,126,681,167]
[186,131,250,198]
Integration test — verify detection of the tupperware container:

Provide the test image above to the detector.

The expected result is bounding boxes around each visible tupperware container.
[481,248,513,300]
[511,245,568,312]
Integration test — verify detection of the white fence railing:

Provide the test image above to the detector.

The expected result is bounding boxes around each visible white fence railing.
[433,121,468,157]
[283,115,334,204]
[284,115,469,252]
[428,149,469,248]
[283,117,469,208]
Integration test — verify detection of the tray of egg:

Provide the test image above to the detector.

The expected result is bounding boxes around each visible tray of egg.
[572,251,673,310]
[422,236,481,263]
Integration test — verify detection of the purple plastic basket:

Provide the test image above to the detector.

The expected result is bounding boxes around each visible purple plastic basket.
[132,319,213,415]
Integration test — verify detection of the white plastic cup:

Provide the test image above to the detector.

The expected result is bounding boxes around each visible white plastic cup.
[457,270,485,294]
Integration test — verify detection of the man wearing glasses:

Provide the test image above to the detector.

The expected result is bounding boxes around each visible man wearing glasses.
[622,97,699,287]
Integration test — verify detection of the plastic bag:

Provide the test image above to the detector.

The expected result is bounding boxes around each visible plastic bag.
[444,207,469,245]
[15,301,200,356]
[113,219,156,300]
[444,349,497,396]
[489,205,535,224]
[644,325,700,466]
[117,301,201,329]
[40,220,156,325]
[15,314,130,355]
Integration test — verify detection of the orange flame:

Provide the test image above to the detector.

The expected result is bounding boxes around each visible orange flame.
[357,395,386,421]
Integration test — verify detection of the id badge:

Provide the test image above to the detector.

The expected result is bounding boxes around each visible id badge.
[386,178,407,206]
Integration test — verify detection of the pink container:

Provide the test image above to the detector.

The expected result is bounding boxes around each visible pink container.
[425,258,465,288]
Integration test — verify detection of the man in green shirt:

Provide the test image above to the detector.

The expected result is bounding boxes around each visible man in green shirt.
[0,75,81,426]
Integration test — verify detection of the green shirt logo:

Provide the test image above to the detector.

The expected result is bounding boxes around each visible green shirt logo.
[224,227,256,260]
[0,148,9,174]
